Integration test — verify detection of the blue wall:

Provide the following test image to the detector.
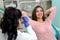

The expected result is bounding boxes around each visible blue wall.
[52,0,60,27]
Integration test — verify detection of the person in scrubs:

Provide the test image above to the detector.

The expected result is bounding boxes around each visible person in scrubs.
[0,7,37,40]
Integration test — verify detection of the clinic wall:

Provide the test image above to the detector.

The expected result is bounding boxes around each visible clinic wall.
[0,0,4,8]
[52,0,60,27]
[0,0,4,21]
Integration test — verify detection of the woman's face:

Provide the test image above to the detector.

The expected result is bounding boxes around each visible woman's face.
[36,7,43,19]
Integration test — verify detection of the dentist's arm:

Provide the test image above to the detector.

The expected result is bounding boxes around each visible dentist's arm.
[22,16,35,35]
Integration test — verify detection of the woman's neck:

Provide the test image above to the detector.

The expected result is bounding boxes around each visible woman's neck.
[37,18,44,23]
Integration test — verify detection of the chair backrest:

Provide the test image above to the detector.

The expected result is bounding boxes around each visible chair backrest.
[52,24,59,39]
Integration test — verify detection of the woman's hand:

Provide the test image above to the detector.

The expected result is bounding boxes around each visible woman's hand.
[45,6,56,15]
[50,6,56,13]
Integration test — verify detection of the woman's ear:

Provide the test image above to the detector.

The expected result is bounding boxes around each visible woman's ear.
[18,19,22,25]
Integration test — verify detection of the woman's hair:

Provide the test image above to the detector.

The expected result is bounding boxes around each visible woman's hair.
[32,5,45,21]
[0,7,22,40]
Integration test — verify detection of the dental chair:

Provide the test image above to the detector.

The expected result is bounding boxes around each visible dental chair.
[52,24,59,39]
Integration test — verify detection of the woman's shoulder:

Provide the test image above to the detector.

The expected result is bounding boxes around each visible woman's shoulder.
[17,30,32,40]
[17,30,37,40]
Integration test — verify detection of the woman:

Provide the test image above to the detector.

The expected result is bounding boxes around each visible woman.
[22,5,57,40]
[0,7,37,40]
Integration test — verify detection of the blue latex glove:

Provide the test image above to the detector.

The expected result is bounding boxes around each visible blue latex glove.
[22,16,29,28]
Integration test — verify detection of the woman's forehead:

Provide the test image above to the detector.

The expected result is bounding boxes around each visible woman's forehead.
[36,7,42,10]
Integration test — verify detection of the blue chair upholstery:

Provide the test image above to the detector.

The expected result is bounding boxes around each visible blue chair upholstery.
[52,24,59,39]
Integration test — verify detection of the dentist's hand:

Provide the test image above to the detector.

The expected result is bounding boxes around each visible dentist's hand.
[22,11,28,17]
[22,11,31,27]
[22,16,29,28]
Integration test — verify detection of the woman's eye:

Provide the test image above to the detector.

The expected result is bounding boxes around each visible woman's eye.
[40,10,43,12]
[36,11,39,12]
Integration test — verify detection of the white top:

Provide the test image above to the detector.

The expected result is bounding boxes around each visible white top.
[0,25,37,40]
